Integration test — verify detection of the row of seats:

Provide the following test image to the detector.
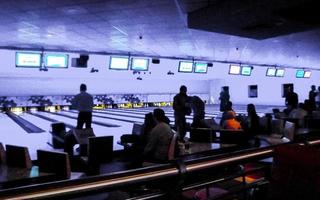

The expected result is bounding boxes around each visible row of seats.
[0,135,114,185]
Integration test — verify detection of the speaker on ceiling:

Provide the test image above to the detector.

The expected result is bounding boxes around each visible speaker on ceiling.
[152,58,160,64]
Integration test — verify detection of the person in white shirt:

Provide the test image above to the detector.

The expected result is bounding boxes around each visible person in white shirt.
[73,84,94,129]
[289,103,308,127]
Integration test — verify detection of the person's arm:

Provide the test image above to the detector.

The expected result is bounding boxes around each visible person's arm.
[90,95,94,108]
[173,96,182,111]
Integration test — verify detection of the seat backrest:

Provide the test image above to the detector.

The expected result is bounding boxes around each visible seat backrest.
[37,150,71,179]
[168,131,178,161]
[271,119,284,135]
[269,145,320,200]
[132,123,143,135]
[219,130,247,144]
[88,136,113,164]
[0,142,5,164]
[5,144,32,169]
[283,121,295,141]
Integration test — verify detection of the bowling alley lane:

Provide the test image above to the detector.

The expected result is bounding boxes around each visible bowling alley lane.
[0,112,50,160]
[36,111,134,150]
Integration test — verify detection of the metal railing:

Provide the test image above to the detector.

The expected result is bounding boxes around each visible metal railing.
[0,139,319,200]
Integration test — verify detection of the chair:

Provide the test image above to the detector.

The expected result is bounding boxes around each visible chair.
[219,130,248,145]
[50,122,67,148]
[267,144,320,200]
[37,150,71,179]
[168,132,179,161]
[87,136,113,164]
[5,144,32,169]
[0,142,5,164]
[83,136,113,175]
[282,121,295,141]
[190,127,216,142]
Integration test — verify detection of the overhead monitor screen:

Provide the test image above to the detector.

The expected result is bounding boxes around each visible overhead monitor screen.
[296,69,305,78]
[229,64,241,75]
[178,61,193,73]
[304,71,311,78]
[241,65,252,76]
[266,68,276,76]
[275,69,285,77]
[45,54,68,68]
[16,52,41,68]
[109,57,129,70]
[131,58,149,71]
[194,63,208,73]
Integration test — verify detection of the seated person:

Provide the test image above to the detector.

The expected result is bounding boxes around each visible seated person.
[140,112,157,147]
[120,113,156,152]
[191,96,205,127]
[222,111,242,130]
[143,108,173,163]
[220,101,236,126]
[288,103,308,127]
[241,104,261,136]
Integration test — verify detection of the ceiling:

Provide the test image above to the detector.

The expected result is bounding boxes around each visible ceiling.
[0,0,320,68]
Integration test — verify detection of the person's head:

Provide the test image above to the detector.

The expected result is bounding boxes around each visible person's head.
[153,108,166,123]
[144,112,155,126]
[288,86,293,92]
[318,86,320,91]
[225,111,236,120]
[80,84,87,92]
[311,85,316,90]
[247,103,256,115]
[180,85,187,94]
[222,86,229,92]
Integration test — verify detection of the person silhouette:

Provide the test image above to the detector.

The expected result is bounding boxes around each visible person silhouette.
[72,84,94,129]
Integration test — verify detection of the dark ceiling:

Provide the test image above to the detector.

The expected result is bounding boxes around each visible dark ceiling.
[0,0,320,68]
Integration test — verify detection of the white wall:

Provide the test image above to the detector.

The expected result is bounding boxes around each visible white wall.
[0,50,209,99]
[0,49,318,105]
[207,63,319,106]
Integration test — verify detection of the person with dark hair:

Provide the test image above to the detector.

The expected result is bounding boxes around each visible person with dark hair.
[140,112,156,146]
[242,104,260,136]
[285,86,298,113]
[316,86,320,110]
[219,86,230,112]
[309,85,317,110]
[173,85,190,141]
[73,84,94,129]
[143,108,173,162]
[191,96,205,127]
[289,103,308,127]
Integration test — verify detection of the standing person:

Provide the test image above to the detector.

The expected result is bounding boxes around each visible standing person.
[285,86,298,114]
[73,84,94,129]
[173,85,190,141]
[316,86,320,110]
[191,96,205,127]
[219,86,230,112]
[309,85,317,110]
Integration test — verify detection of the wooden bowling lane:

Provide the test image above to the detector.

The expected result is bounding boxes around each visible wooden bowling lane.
[5,111,45,133]
[36,111,133,150]
[65,110,143,124]
[42,111,121,128]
